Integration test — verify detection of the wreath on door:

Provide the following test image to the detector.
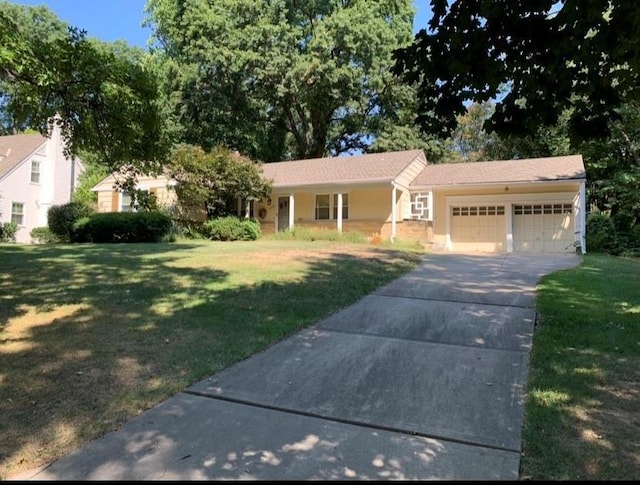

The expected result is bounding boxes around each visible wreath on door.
[258,208,267,220]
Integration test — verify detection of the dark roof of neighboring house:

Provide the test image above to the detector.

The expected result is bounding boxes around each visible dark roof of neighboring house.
[0,133,47,180]
[261,149,426,187]
[410,155,586,188]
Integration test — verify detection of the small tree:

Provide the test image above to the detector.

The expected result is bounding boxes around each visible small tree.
[168,144,272,225]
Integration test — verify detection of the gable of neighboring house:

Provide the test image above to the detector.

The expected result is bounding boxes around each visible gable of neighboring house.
[0,128,84,243]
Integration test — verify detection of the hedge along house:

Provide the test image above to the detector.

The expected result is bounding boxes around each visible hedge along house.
[91,149,586,253]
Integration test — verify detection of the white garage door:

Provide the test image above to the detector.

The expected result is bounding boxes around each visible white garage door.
[450,205,506,252]
[513,203,575,252]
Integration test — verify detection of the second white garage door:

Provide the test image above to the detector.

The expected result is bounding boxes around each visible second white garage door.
[450,205,506,252]
[513,203,575,252]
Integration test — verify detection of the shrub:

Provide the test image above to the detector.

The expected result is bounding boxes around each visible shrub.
[82,211,173,243]
[71,217,92,243]
[48,202,94,242]
[0,222,17,242]
[586,212,621,255]
[202,216,261,241]
[30,226,60,244]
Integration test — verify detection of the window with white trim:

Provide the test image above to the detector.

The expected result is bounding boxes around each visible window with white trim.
[30,160,41,184]
[315,194,330,220]
[120,192,133,212]
[11,202,24,225]
[120,189,150,212]
[332,193,349,220]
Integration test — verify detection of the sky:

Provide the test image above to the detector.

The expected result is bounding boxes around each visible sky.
[11,0,432,48]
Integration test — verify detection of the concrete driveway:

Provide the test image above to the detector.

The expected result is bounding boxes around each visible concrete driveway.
[21,252,581,480]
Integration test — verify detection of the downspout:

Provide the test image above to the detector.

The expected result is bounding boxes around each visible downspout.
[580,180,587,254]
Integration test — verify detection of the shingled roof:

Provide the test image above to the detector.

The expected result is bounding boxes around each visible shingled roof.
[411,155,586,188]
[0,133,47,181]
[261,149,426,188]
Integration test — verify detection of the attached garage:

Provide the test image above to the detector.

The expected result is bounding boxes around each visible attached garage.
[410,155,587,254]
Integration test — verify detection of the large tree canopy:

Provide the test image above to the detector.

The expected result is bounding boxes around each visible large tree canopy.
[0,1,166,177]
[144,0,416,161]
[393,0,640,143]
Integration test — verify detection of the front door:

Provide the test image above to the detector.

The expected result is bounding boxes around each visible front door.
[277,196,290,231]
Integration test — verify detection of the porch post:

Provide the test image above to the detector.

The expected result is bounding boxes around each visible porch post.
[245,201,250,219]
[289,193,295,231]
[337,192,343,232]
[391,182,397,242]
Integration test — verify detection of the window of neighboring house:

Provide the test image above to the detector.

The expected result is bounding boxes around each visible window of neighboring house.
[11,202,24,225]
[315,194,330,220]
[332,193,349,220]
[30,160,41,184]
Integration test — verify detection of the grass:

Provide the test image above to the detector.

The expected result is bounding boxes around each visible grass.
[521,254,640,480]
[0,238,424,479]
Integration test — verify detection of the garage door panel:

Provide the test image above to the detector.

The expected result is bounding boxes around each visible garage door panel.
[513,204,574,253]
[451,205,505,252]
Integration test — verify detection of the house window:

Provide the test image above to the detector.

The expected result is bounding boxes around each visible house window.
[120,190,150,212]
[410,192,431,220]
[120,192,133,212]
[332,193,349,220]
[11,202,24,225]
[315,194,330,220]
[30,160,41,184]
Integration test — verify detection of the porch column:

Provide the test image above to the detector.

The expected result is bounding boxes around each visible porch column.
[245,201,250,219]
[289,193,295,231]
[391,182,397,242]
[336,192,343,232]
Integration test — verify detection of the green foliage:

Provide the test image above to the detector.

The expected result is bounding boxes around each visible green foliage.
[394,1,640,144]
[269,226,367,244]
[145,0,416,160]
[81,211,173,243]
[0,2,167,182]
[0,221,17,242]
[169,144,272,220]
[29,226,60,244]
[202,216,261,241]
[586,213,621,255]
[47,201,94,242]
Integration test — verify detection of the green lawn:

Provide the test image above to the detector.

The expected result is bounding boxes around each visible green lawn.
[522,254,640,480]
[0,239,423,479]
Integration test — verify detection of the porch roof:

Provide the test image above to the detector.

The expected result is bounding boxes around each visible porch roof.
[262,149,426,188]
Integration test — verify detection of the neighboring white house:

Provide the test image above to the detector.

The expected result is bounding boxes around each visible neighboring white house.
[0,123,84,243]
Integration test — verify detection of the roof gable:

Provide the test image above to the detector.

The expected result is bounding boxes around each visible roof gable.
[262,149,426,188]
[411,155,586,188]
[0,133,47,181]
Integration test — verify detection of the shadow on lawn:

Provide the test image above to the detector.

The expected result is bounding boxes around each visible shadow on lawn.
[0,241,420,479]
[522,255,640,479]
